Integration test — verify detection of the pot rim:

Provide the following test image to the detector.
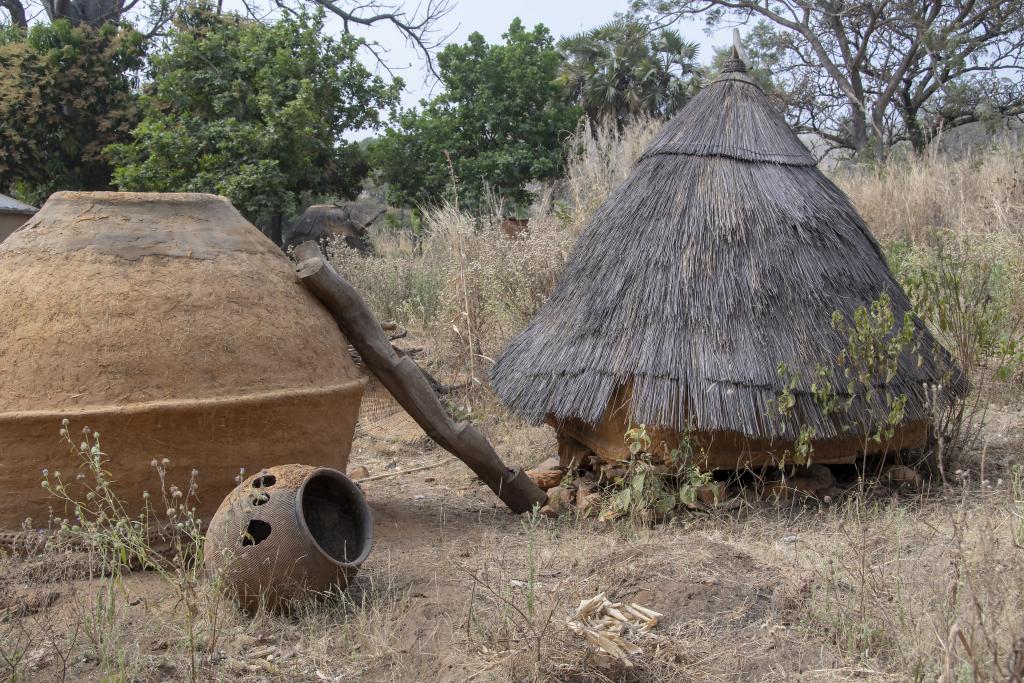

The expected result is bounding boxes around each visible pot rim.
[293,467,373,568]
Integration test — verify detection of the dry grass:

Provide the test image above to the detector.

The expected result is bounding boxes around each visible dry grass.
[4,446,1024,681]
[835,144,1024,243]
[329,118,660,392]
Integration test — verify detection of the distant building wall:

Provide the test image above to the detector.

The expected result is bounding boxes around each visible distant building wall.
[0,213,31,242]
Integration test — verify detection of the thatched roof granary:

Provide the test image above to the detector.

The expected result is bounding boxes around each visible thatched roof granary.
[0,192,36,242]
[0,192,365,528]
[283,202,385,254]
[489,56,961,469]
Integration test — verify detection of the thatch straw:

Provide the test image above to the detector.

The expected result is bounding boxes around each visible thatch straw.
[284,202,384,252]
[489,60,962,441]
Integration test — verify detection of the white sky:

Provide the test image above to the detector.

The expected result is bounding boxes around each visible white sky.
[339,0,727,138]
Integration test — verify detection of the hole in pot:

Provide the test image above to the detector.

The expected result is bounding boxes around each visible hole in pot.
[251,492,269,506]
[252,474,276,489]
[241,519,271,546]
[301,472,368,563]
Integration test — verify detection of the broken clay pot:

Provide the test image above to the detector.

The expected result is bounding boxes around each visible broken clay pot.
[205,464,372,610]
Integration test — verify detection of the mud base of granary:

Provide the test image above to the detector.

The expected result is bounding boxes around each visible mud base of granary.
[552,413,928,471]
[0,381,363,529]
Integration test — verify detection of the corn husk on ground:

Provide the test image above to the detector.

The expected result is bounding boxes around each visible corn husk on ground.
[566,591,664,667]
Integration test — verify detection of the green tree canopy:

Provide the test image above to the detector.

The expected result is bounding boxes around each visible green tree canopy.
[0,19,145,204]
[557,19,700,130]
[106,6,399,243]
[370,18,582,215]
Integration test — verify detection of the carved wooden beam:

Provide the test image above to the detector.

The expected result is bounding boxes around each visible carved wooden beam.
[294,241,547,514]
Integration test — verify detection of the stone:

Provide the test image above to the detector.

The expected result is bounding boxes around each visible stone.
[883,465,923,487]
[556,433,592,470]
[819,486,845,502]
[535,456,561,471]
[575,476,599,496]
[347,465,370,480]
[694,483,725,506]
[798,463,835,487]
[540,486,574,517]
[600,463,629,482]
[526,469,564,491]
[762,480,792,502]
[788,464,836,497]
[576,490,602,516]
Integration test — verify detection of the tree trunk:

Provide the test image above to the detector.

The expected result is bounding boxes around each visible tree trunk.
[899,91,927,155]
[849,99,870,155]
[905,109,926,154]
[872,107,888,161]
[270,212,284,247]
[1,0,28,27]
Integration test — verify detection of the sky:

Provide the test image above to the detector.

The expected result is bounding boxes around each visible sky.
[338,0,728,138]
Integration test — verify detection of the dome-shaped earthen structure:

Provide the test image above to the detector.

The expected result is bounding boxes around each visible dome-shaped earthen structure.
[0,192,365,528]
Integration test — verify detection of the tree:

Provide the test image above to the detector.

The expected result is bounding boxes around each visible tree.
[634,0,1024,158]
[106,6,399,244]
[558,18,701,130]
[261,0,455,78]
[1,0,177,36]
[370,18,583,214]
[0,19,145,203]
[1,0,453,75]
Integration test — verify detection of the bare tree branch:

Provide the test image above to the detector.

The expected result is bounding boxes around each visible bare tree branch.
[290,0,456,80]
[634,0,1024,157]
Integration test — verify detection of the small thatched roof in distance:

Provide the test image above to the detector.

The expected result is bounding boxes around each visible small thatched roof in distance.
[0,193,36,215]
[283,201,385,252]
[489,55,962,442]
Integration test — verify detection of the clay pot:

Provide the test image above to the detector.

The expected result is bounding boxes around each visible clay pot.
[0,192,366,528]
[205,464,372,610]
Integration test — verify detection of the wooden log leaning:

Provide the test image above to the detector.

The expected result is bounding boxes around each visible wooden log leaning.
[294,241,548,514]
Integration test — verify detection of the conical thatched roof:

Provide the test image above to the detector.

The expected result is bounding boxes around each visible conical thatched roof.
[490,57,961,442]
[0,193,36,215]
[283,201,385,253]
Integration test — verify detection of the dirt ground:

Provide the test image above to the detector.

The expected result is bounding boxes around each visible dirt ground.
[3,399,1024,682]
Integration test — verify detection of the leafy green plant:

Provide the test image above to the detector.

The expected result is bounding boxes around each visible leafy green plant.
[0,19,145,203]
[831,293,916,438]
[664,426,715,504]
[600,425,677,522]
[370,18,582,213]
[677,464,714,506]
[624,423,652,457]
[891,233,1024,470]
[557,18,701,130]
[895,232,1022,380]
[600,455,677,522]
[768,294,917,483]
[769,362,816,466]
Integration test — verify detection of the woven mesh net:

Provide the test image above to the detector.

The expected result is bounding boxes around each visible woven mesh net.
[354,371,426,442]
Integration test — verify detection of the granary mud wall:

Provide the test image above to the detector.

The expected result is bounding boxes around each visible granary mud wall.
[553,387,928,470]
[556,414,928,470]
[0,192,364,528]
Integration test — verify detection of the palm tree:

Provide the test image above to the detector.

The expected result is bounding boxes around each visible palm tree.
[558,19,701,130]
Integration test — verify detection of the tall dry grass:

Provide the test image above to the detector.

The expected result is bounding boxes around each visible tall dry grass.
[332,119,1024,411]
[835,144,1024,242]
[329,118,661,389]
